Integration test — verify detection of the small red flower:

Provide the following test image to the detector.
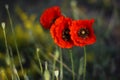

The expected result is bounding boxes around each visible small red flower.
[50,16,74,48]
[70,19,96,47]
[40,6,61,29]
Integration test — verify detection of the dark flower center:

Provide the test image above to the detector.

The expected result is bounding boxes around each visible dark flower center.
[50,18,57,26]
[62,28,70,41]
[78,28,89,38]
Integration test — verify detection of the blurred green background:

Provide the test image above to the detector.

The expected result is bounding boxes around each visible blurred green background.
[0,0,120,80]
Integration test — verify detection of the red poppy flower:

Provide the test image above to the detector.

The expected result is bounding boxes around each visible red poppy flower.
[50,16,74,48]
[70,19,96,47]
[40,6,61,29]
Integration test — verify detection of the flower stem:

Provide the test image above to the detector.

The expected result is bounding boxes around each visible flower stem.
[59,48,63,80]
[1,23,10,79]
[69,50,75,80]
[36,48,43,74]
[1,22,9,58]
[83,47,87,80]
[9,47,20,80]
[52,56,56,80]
[56,77,58,80]
[5,4,25,78]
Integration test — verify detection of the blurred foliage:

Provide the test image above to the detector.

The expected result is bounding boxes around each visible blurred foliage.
[0,0,120,80]
[0,5,55,79]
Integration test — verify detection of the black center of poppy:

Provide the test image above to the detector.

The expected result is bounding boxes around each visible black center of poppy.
[50,18,57,26]
[62,28,70,41]
[78,28,89,38]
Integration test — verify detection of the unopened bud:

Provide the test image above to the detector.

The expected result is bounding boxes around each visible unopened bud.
[54,70,59,78]
[1,22,5,29]
[5,4,9,9]
[37,48,40,52]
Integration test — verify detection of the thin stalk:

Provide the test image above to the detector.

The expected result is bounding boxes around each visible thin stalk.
[69,50,75,80]
[1,22,17,80]
[59,48,63,80]
[52,57,56,80]
[52,49,59,80]
[5,4,25,78]
[56,77,58,80]
[1,22,9,58]
[13,67,20,80]
[83,47,87,80]
[77,57,84,80]
[9,47,20,80]
[36,48,43,74]
[1,22,10,80]
[49,52,75,75]
[5,73,9,80]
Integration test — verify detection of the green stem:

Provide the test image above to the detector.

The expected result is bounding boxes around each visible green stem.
[36,48,43,74]
[69,50,75,80]
[52,57,56,80]
[2,25,9,57]
[15,68,21,80]
[2,23,18,80]
[2,23,10,80]
[9,47,20,80]
[56,77,58,80]
[83,47,87,80]
[5,73,8,80]
[77,57,84,80]
[5,4,25,77]
[59,48,63,80]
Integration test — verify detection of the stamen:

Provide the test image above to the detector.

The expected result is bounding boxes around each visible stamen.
[78,28,89,38]
[81,30,85,35]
